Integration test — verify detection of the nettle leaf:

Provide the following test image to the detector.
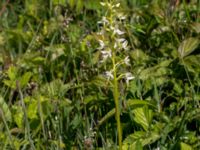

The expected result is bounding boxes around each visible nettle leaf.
[123,140,143,150]
[132,105,153,131]
[178,37,199,58]
[139,61,172,80]
[127,99,156,110]
[123,131,160,147]
[130,49,149,63]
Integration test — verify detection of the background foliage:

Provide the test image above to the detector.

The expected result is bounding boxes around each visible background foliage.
[0,0,200,149]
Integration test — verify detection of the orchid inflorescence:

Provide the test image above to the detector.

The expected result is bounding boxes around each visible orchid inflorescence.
[97,1,134,85]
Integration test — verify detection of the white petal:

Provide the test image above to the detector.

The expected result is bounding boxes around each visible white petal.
[116,3,120,7]
[124,56,130,66]
[98,40,105,49]
[105,71,114,79]
[115,29,125,35]
[125,72,135,84]
[100,2,106,6]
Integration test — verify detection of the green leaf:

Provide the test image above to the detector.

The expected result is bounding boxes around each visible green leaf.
[27,98,38,120]
[123,140,143,150]
[71,115,81,129]
[97,108,115,128]
[7,65,17,80]
[20,72,32,88]
[0,96,12,122]
[76,0,83,13]
[123,131,160,147]
[178,37,199,58]
[3,80,16,89]
[191,22,200,33]
[52,0,66,6]
[90,75,110,87]
[132,106,153,131]
[13,106,24,128]
[135,141,143,150]
[84,0,101,10]
[127,99,156,109]
[180,142,192,150]
[68,0,75,8]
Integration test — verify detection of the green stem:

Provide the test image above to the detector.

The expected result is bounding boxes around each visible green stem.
[112,55,122,150]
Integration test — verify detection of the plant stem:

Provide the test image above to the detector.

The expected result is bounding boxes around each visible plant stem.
[112,55,122,150]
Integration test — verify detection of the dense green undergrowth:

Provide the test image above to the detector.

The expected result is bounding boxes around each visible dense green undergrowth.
[0,0,200,149]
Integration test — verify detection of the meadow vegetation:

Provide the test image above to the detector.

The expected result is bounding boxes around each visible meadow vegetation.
[0,0,200,149]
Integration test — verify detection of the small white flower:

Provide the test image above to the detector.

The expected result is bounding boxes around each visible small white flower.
[110,25,114,30]
[98,40,105,50]
[98,16,109,25]
[122,40,128,50]
[114,28,125,35]
[100,2,106,6]
[101,49,112,62]
[114,42,117,49]
[124,56,130,66]
[117,13,126,20]
[115,38,128,50]
[117,38,126,43]
[125,72,135,84]
[105,71,114,79]
[115,3,120,7]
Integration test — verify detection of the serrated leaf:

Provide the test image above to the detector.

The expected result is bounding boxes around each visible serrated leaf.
[20,72,32,88]
[7,65,17,80]
[27,99,38,120]
[0,96,12,122]
[178,38,199,58]
[132,106,153,131]
[3,79,16,89]
[123,140,143,150]
[123,131,160,147]
[13,107,24,128]
[90,75,110,87]
[127,99,156,109]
